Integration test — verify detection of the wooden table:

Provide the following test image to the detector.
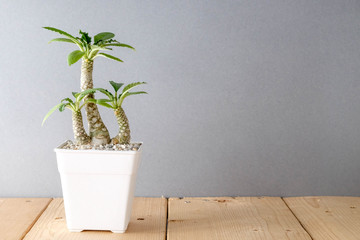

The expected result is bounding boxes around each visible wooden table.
[1,196,359,239]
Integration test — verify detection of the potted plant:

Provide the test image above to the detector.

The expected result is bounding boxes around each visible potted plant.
[42,27,147,233]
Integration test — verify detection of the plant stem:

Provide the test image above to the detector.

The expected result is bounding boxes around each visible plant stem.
[72,111,91,145]
[80,59,110,145]
[113,107,131,144]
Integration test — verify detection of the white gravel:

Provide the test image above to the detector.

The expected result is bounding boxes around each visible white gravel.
[61,140,142,151]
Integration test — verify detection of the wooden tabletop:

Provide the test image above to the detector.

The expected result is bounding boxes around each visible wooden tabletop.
[1,196,359,239]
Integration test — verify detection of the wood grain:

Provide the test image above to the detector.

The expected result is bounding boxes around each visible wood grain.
[168,197,311,240]
[284,196,360,240]
[23,197,167,240]
[0,198,52,240]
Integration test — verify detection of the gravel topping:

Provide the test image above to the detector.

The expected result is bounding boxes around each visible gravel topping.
[61,140,142,151]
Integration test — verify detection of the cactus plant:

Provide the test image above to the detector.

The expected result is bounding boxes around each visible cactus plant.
[43,27,135,145]
[88,81,147,144]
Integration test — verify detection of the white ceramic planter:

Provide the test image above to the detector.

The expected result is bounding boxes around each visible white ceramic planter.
[54,142,142,233]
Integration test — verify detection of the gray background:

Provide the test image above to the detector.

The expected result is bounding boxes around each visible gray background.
[1,0,360,197]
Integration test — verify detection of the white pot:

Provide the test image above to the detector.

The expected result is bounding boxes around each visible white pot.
[54,142,142,233]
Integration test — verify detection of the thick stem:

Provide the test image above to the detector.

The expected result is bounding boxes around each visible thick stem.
[81,59,110,145]
[72,111,91,145]
[113,107,131,144]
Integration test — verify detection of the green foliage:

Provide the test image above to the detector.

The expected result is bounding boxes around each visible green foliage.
[93,88,114,99]
[77,89,97,101]
[42,90,97,126]
[49,38,75,44]
[97,53,123,62]
[43,27,79,42]
[79,30,91,44]
[89,81,147,110]
[42,103,65,126]
[61,97,73,104]
[118,82,147,106]
[94,32,115,44]
[122,91,148,98]
[104,43,135,50]
[44,27,135,65]
[59,103,67,112]
[87,98,114,108]
[43,27,145,146]
[122,82,146,94]
[68,50,85,66]
[109,81,124,92]
[90,46,111,51]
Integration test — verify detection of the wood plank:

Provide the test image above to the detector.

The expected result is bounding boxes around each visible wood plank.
[168,197,311,240]
[0,198,52,240]
[284,196,360,240]
[23,197,167,240]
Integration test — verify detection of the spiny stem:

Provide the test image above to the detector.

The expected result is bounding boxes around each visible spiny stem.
[80,59,110,145]
[113,107,131,144]
[72,111,91,145]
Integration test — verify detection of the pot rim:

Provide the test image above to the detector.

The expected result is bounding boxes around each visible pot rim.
[54,140,143,155]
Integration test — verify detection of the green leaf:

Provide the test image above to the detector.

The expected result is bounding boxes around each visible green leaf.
[61,98,73,104]
[43,27,77,40]
[124,91,148,97]
[97,53,123,62]
[96,99,113,108]
[43,27,82,48]
[68,50,85,66]
[88,46,110,59]
[109,81,124,92]
[59,103,68,112]
[79,30,91,44]
[104,43,135,50]
[119,82,147,106]
[49,38,76,44]
[72,92,79,98]
[85,98,113,108]
[88,50,99,60]
[93,88,114,99]
[97,102,113,108]
[97,98,113,103]
[122,82,147,94]
[91,46,111,51]
[119,91,147,106]
[85,98,97,104]
[77,89,97,101]
[94,32,115,43]
[42,103,64,126]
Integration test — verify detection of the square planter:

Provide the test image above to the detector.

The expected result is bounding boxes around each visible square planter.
[54,142,142,233]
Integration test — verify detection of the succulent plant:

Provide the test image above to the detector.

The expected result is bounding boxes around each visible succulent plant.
[88,81,147,144]
[43,27,135,145]
[42,90,97,145]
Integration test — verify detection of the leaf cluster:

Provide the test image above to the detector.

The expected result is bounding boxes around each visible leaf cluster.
[42,89,96,126]
[43,27,135,66]
[88,81,147,109]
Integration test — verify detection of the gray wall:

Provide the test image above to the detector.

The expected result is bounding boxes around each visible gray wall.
[1,0,360,197]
